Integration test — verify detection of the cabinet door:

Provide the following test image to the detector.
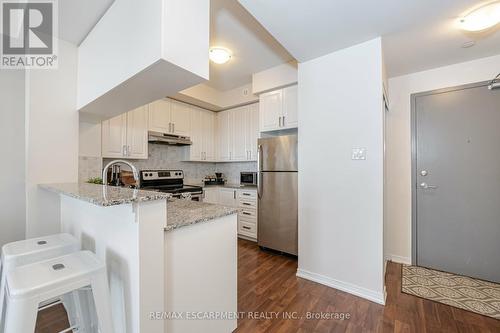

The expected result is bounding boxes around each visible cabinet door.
[202,110,215,161]
[218,188,238,207]
[203,188,219,204]
[216,111,231,161]
[259,89,282,132]
[246,103,259,160]
[231,107,247,161]
[189,107,203,161]
[148,99,171,133]
[170,101,191,136]
[126,106,149,159]
[282,85,298,129]
[102,113,127,158]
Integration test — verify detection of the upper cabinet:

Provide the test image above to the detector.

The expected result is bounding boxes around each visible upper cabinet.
[259,84,298,132]
[188,106,215,162]
[216,104,259,162]
[102,105,149,159]
[148,99,191,136]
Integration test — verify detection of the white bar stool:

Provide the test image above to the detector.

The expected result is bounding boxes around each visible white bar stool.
[4,251,114,333]
[0,233,80,330]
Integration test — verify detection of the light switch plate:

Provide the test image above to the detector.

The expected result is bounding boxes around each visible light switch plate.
[352,148,367,160]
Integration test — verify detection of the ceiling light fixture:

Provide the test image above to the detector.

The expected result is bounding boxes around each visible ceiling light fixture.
[209,47,232,64]
[458,1,500,32]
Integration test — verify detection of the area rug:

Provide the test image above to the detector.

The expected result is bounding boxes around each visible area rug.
[402,265,500,320]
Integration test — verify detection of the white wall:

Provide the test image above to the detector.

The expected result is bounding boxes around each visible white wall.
[252,61,298,94]
[79,122,102,158]
[0,70,26,247]
[25,39,79,238]
[78,0,209,120]
[386,54,500,264]
[297,38,385,304]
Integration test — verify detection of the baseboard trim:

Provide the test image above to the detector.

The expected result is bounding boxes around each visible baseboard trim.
[296,269,386,305]
[384,254,411,265]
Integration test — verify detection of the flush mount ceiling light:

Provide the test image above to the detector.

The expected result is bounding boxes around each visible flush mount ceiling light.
[458,1,500,32]
[209,47,232,64]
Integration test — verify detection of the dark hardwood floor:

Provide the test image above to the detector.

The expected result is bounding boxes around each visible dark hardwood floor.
[36,239,500,332]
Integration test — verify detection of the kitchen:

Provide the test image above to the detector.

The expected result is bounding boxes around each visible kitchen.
[2,0,500,332]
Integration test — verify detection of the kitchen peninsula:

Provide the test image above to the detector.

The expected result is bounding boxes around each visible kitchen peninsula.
[40,183,238,333]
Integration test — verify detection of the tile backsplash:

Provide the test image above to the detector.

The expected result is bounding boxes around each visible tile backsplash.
[89,143,257,185]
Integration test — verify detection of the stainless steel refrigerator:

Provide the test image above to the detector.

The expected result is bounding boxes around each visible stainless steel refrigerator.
[257,135,298,256]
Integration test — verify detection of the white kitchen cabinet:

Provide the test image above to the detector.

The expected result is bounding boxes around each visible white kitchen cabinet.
[216,110,231,161]
[170,101,191,136]
[201,110,215,161]
[231,106,247,161]
[203,187,219,204]
[215,103,259,162]
[148,98,190,136]
[259,89,282,132]
[101,113,127,158]
[218,188,238,207]
[203,187,258,240]
[245,104,259,161]
[282,85,298,129]
[148,99,171,133]
[126,106,149,159]
[102,105,149,159]
[259,84,298,132]
[188,107,215,162]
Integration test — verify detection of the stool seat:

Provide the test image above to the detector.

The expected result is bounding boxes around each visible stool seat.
[7,251,104,299]
[1,234,79,267]
[4,251,114,333]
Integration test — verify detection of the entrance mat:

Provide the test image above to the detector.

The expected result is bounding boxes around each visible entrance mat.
[402,265,500,320]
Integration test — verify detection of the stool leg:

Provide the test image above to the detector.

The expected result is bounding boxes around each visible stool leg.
[91,273,114,333]
[4,297,39,333]
[0,267,6,330]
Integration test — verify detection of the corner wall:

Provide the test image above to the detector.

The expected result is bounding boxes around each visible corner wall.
[385,54,500,264]
[25,39,79,238]
[0,70,26,247]
[297,38,385,304]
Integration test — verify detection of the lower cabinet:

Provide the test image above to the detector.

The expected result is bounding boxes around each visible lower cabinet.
[203,187,258,241]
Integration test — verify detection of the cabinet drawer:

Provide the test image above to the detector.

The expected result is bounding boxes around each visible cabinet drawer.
[239,208,257,220]
[239,199,257,209]
[238,220,257,237]
[238,190,257,200]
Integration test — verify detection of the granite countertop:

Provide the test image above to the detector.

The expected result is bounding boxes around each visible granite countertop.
[165,199,239,232]
[40,183,171,207]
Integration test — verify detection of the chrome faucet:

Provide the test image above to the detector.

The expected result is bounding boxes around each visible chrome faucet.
[102,160,139,187]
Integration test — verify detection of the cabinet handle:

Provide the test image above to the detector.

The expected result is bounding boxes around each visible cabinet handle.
[243,212,251,215]
[168,123,171,133]
[243,202,251,206]
[283,115,286,127]
[127,145,131,156]
[278,116,282,127]
[243,193,250,196]
[173,123,175,133]
[234,190,236,199]
[122,145,127,156]
[242,226,251,230]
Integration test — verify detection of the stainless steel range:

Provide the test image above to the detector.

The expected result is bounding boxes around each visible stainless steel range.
[139,170,203,201]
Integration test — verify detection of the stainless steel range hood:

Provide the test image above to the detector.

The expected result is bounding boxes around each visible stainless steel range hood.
[148,131,192,145]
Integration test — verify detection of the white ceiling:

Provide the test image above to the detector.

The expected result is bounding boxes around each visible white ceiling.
[207,0,293,90]
[238,0,500,78]
[58,0,293,92]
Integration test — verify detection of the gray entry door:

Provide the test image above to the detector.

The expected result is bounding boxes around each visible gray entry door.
[414,83,500,283]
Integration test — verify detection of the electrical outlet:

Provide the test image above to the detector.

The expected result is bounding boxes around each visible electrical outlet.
[243,88,249,96]
[352,148,367,160]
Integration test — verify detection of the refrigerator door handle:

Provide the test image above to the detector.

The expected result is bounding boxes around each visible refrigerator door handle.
[257,144,262,198]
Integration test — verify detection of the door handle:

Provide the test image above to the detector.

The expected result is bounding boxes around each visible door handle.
[420,182,438,189]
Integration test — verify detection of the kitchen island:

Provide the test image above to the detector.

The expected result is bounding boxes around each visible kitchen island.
[40,183,238,333]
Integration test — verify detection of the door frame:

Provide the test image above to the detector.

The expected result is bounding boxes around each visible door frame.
[410,80,491,265]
